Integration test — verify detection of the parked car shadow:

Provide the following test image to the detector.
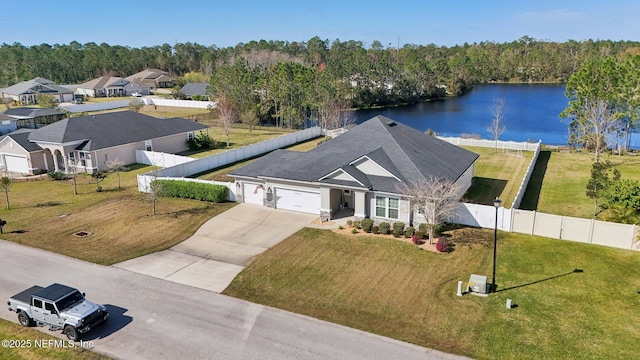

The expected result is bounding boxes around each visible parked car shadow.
[80,304,132,340]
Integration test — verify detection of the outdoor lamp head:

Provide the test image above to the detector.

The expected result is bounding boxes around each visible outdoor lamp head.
[493,197,501,208]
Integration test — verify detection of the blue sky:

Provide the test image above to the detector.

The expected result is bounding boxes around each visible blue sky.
[2,1,638,48]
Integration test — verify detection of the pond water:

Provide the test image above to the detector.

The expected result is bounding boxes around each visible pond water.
[355,83,618,147]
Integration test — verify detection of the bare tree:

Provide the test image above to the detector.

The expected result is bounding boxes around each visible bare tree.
[317,96,356,130]
[144,173,163,216]
[398,177,463,244]
[105,158,127,190]
[0,175,13,210]
[67,159,79,195]
[215,97,238,147]
[487,97,507,152]
[580,99,619,162]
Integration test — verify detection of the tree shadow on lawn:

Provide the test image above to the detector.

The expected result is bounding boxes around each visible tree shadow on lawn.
[519,150,551,211]
[495,268,583,293]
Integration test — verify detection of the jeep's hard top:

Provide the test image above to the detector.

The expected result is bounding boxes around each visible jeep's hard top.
[11,283,83,309]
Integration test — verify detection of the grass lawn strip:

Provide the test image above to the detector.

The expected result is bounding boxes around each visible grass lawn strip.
[223,227,640,360]
[0,318,110,359]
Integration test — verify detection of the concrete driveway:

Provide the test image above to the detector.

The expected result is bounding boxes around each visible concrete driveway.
[114,204,317,292]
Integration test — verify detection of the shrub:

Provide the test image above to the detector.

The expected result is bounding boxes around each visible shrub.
[392,222,405,237]
[371,225,379,234]
[152,180,228,202]
[187,131,216,151]
[351,228,358,234]
[414,230,424,239]
[48,172,67,181]
[338,225,344,230]
[411,235,421,245]
[352,220,361,229]
[379,222,390,235]
[361,218,374,233]
[418,223,428,235]
[404,226,414,238]
[346,219,353,227]
[436,238,449,252]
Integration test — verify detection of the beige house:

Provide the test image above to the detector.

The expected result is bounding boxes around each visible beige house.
[0,111,208,175]
[1,77,74,105]
[126,69,174,89]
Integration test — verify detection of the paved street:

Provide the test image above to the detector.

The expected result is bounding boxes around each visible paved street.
[0,240,470,360]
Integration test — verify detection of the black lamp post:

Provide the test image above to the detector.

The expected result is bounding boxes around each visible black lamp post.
[492,197,501,293]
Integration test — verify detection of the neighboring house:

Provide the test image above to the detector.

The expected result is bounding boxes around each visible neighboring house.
[126,69,174,89]
[179,83,210,100]
[231,115,479,225]
[0,111,208,175]
[76,76,130,97]
[1,77,74,104]
[2,107,66,131]
[0,113,16,134]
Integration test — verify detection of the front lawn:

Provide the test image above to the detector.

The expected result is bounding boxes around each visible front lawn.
[223,227,640,359]
[0,166,234,265]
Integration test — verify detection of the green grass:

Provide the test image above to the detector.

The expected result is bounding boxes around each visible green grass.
[462,147,533,207]
[223,227,640,359]
[533,151,640,218]
[0,318,110,360]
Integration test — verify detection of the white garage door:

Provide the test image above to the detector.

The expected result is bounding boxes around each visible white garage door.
[3,154,29,173]
[275,188,320,214]
[243,183,264,205]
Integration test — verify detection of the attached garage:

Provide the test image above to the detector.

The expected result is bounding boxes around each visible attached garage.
[275,188,320,214]
[243,183,264,205]
[2,154,30,174]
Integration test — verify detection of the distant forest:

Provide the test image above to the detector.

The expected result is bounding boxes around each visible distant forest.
[2,36,639,126]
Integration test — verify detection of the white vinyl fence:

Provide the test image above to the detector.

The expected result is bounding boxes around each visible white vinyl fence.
[142,98,214,109]
[135,150,195,168]
[511,209,639,251]
[59,100,131,113]
[138,126,322,191]
[436,136,541,151]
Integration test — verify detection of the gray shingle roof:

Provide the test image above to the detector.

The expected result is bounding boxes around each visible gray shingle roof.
[2,107,64,118]
[231,115,479,193]
[1,129,42,152]
[180,83,209,97]
[2,78,73,96]
[27,111,208,151]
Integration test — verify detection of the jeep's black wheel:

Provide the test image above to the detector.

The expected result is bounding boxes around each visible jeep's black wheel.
[17,311,32,327]
[64,326,80,341]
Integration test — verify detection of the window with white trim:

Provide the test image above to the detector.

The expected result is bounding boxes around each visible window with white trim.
[375,196,399,219]
[79,152,87,167]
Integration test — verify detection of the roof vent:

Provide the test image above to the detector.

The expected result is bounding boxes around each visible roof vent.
[386,120,397,127]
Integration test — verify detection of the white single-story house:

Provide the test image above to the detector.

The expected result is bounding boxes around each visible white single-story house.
[76,76,151,97]
[1,77,74,105]
[230,115,479,225]
[0,111,208,175]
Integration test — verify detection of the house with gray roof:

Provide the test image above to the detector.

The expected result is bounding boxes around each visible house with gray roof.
[0,111,208,175]
[126,69,174,89]
[76,76,151,98]
[179,83,210,100]
[1,78,74,105]
[230,115,479,224]
[1,107,66,131]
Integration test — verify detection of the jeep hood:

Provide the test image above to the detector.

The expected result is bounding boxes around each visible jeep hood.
[63,300,101,318]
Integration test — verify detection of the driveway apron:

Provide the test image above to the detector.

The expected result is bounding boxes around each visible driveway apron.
[114,204,318,292]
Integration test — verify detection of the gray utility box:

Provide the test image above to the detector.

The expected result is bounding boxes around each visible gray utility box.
[467,274,489,294]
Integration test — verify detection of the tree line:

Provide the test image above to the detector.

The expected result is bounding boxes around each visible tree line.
[2,36,639,129]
